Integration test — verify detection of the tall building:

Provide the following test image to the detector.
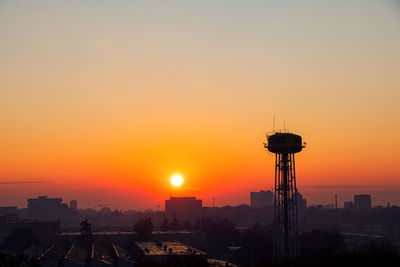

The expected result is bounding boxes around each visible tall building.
[297,192,307,214]
[354,194,372,211]
[27,196,69,219]
[165,197,202,221]
[69,200,78,210]
[250,190,273,208]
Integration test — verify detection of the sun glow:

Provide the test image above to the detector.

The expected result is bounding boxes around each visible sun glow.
[170,174,184,187]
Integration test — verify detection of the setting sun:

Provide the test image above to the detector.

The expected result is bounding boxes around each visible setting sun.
[170,174,184,187]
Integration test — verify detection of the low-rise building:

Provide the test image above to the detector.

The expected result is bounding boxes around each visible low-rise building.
[344,201,354,210]
[165,197,203,221]
[354,194,372,211]
[250,190,273,208]
[132,240,206,263]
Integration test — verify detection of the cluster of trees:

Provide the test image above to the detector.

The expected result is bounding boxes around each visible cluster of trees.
[77,207,164,229]
[77,219,93,248]
[160,214,192,231]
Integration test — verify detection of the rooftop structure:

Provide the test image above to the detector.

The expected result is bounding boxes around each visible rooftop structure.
[36,243,135,267]
[133,241,206,262]
[112,243,135,266]
[91,244,115,266]
[64,244,87,267]
[38,244,68,267]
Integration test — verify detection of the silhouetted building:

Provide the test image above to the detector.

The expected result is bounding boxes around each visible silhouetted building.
[297,192,307,214]
[354,194,371,211]
[344,201,354,210]
[165,197,202,221]
[70,200,78,210]
[250,190,273,207]
[27,196,69,219]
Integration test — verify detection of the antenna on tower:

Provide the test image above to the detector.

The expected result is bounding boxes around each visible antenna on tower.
[273,115,275,133]
[284,120,286,132]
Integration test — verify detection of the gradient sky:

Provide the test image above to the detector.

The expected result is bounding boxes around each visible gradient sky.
[1,1,399,209]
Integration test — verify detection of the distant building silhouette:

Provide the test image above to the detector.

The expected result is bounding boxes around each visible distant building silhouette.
[69,200,78,210]
[297,192,307,214]
[250,190,273,207]
[165,197,202,221]
[27,196,69,219]
[354,194,372,211]
[344,201,354,210]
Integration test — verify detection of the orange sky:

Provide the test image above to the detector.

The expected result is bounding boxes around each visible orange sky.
[0,1,399,209]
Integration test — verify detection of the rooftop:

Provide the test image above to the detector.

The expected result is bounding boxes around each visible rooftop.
[59,230,203,236]
[135,241,206,256]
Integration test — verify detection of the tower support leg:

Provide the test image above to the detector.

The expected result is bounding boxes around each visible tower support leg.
[273,153,299,260]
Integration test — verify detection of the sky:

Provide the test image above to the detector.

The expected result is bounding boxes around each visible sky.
[0,1,400,210]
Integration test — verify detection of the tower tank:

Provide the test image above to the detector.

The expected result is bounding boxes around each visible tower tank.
[267,133,303,154]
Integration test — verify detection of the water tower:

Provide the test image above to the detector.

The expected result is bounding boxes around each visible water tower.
[264,131,305,259]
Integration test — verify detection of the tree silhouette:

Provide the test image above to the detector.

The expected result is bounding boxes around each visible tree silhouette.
[80,219,92,235]
[77,219,93,248]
